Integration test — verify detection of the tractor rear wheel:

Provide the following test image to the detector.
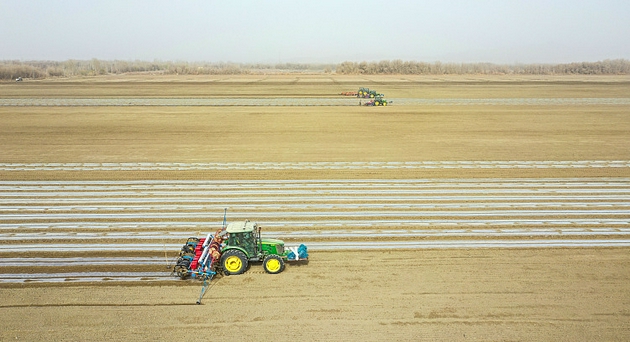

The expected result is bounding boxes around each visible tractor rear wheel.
[221,249,248,275]
[263,255,285,274]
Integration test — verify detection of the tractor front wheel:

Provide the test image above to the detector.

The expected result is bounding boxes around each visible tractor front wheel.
[263,255,285,274]
[221,249,248,276]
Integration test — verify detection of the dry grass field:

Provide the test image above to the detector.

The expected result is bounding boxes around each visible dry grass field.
[0,74,629,341]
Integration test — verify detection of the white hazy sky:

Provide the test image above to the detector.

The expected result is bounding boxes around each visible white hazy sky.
[2,0,629,64]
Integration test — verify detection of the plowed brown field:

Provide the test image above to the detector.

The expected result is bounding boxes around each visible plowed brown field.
[1,75,629,341]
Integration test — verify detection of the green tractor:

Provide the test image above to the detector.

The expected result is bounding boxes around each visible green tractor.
[358,88,384,98]
[173,218,308,304]
[220,220,308,275]
[367,89,384,98]
[373,96,388,106]
[364,96,390,106]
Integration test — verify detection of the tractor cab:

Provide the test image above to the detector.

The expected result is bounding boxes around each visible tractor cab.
[224,220,258,257]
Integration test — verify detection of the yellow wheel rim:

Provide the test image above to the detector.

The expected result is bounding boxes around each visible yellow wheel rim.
[224,255,243,272]
[266,258,281,273]
[383,102,387,106]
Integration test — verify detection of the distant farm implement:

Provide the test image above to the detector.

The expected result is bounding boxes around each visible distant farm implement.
[173,214,308,304]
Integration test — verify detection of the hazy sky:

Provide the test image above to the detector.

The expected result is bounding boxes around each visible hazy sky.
[2,0,629,64]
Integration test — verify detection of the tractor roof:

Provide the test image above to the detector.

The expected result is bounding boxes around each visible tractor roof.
[226,220,257,233]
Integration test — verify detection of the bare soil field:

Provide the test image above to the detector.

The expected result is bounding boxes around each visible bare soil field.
[0,74,629,341]
[1,249,627,341]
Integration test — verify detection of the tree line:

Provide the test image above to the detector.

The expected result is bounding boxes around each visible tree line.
[336,59,630,75]
[1,58,628,80]
[0,59,337,80]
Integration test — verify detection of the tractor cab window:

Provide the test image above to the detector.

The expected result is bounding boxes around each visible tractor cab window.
[227,232,256,256]
[228,233,240,246]
[242,231,256,255]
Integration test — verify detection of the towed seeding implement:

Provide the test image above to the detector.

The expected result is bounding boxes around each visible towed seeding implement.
[173,219,308,304]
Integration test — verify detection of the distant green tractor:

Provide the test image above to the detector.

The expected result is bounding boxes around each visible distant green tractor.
[373,96,388,106]
[357,88,384,98]
[364,96,389,106]
[368,90,384,98]
[220,220,308,275]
